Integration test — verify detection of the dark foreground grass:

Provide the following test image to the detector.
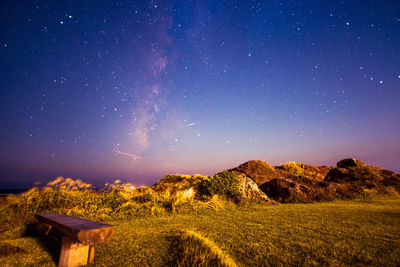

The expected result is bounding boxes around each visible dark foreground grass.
[1,197,399,266]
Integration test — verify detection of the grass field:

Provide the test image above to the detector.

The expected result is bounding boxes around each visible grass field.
[1,197,399,266]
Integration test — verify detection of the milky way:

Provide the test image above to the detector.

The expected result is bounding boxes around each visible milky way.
[0,1,399,188]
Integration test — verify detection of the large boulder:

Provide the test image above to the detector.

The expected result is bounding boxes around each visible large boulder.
[231,160,277,185]
[336,158,365,169]
[259,178,309,202]
[324,168,352,183]
[296,164,332,181]
[236,173,270,201]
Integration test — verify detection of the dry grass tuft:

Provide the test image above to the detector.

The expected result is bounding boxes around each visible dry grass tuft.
[170,230,237,267]
[0,176,237,237]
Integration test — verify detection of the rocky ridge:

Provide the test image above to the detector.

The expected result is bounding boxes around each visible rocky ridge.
[233,158,399,202]
[153,158,399,203]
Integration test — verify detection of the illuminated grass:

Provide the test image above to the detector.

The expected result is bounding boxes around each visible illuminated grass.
[1,197,399,266]
[170,230,237,267]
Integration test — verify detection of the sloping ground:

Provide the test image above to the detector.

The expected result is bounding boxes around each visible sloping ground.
[232,158,400,202]
[1,198,399,266]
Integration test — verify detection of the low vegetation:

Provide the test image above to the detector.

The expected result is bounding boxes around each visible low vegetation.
[198,171,242,202]
[1,196,399,266]
[0,174,234,238]
[0,158,399,266]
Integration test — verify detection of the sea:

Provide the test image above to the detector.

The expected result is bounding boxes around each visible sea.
[0,189,28,196]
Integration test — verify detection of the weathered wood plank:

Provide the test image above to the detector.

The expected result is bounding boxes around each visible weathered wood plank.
[58,236,90,267]
[58,236,71,267]
[35,213,114,245]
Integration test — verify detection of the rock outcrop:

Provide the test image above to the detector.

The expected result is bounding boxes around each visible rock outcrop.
[336,158,365,168]
[232,160,332,186]
[234,158,399,202]
[323,159,400,196]
[152,159,399,203]
[260,178,306,202]
[231,160,277,185]
[236,173,270,201]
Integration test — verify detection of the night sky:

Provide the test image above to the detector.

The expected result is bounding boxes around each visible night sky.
[1,1,399,189]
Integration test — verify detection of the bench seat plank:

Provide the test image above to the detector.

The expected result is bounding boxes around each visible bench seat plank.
[35,213,114,245]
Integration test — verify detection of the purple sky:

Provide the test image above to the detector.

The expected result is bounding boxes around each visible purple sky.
[1,1,399,188]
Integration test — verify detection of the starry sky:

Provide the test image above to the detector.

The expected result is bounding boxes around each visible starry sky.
[1,1,400,189]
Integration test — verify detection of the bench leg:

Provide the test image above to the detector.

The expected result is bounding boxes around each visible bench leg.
[88,245,95,264]
[58,236,90,267]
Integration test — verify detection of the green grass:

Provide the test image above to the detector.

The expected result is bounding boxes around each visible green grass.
[170,230,237,267]
[1,197,399,266]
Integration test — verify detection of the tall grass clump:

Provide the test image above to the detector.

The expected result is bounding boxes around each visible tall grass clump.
[0,175,232,233]
[170,230,237,267]
[0,177,158,228]
[198,171,241,202]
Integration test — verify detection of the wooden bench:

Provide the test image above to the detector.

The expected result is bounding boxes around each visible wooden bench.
[35,213,115,267]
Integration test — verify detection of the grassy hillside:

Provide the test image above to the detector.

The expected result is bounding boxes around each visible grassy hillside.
[1,197,399,266]
[1,159,399,266]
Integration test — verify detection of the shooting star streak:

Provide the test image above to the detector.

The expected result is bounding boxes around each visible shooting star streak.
[112,143,142,160]
[185,122,199,127]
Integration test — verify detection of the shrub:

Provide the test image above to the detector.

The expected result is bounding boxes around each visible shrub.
[0,175,240,235]
[198,171,241,202]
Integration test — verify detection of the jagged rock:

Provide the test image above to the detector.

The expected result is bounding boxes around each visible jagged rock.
[324,168,352,183]
[290,164,332,181]
[259,178,310,202]
[323,159,400,197]
[259,178,293,201]
[151,158,400,204]
[237,173,270,201]
[231,160,277,185]
[337,158,365,169]
[232,160,333,186]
